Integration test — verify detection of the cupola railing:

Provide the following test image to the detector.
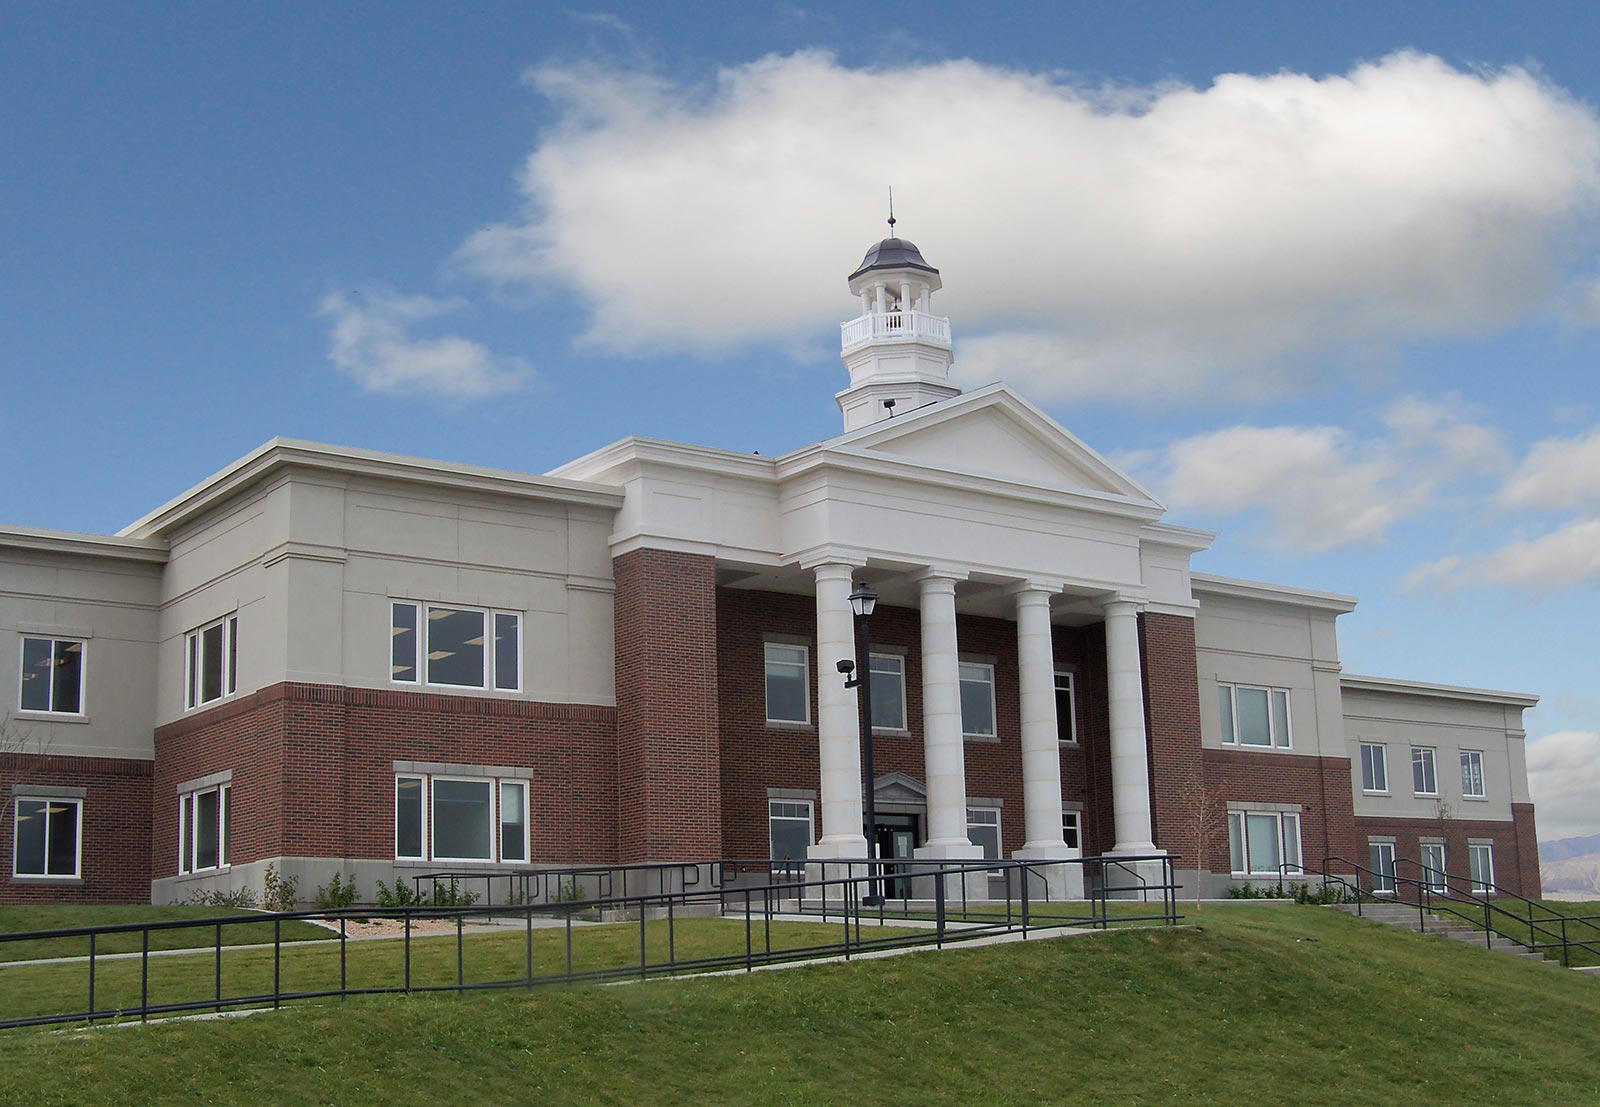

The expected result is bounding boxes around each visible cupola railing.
[841,309,952,352]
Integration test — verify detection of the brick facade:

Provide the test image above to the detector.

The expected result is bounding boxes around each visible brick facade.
[1351,808,1541,900]
[1201,748,1359,876]
[1140,612,1204,866]
[2,752,153,904]
[153,682,617,880]
[614,548,722,862]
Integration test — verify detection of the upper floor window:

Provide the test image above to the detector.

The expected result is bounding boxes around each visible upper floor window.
[185,615,237,710]
[763,643,809,725]
[19,636,84,715]
[1460,750,1486,798]
[869,653,907,731]
[1359,742,1388,793]
[391,602,520,692]
[1411,746,1438,796]
[959,662,997,738]
[1218,683,1291,749]
[13,794,81,879]
[1054,670,1077,744]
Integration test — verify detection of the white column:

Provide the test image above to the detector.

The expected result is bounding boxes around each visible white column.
[1104,598,1158,855]
[913,571,984,860]
[808,563,867,859]
[899,280,913,317]
[1013,585,1067,852]
[874,282,887,315]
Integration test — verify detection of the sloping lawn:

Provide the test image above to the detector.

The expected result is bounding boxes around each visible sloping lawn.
[0,904,1596,1105]
[0,905,331,963]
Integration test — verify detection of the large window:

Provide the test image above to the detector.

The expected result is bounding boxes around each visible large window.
[19,636,84,715]
[1420,842,1448,893]
[177,783,231,874]
[394,774,528,864]
[184,615,238,710]
[1369,841,1397,894]
[763,643,809,725]
[869,653,907,731]
[1218,683,1291,748]
[966,807,1002,872]
[391,602,521,692]
[1054,670,1077,744]
[1460,750,1486,799]
[768,800,813,868]
[13,795,81,878]
[959,662,997,738]
[1411,746,1438,796]
[1469,843,1496,894]
[1227,810,1302,877]
[1360,742,1388,793]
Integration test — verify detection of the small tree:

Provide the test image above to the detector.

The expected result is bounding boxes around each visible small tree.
[1176,768,1228,913]
[0,710,52,759]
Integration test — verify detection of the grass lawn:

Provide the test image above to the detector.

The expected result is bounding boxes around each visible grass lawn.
[0,905,331,963]
[1435,898,1600,967]
[0,904,1596,1105]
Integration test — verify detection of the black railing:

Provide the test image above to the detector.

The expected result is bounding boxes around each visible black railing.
[1316,854,1600,968]
[0,853,1180,1030]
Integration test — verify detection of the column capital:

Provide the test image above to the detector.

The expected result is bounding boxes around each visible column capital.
[796,548,869,573]
[911,565,969,587]
[1005,577,1065,600]
[1100,593,1147,617]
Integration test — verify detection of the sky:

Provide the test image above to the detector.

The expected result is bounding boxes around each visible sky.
[2,2,1597,842]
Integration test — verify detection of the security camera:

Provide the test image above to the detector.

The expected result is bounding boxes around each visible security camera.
[836,659,856,675]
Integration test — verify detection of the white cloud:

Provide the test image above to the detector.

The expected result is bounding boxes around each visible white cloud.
[1406,517,1600,591]
[1500,426,1600,509]
[1135,397,1504,552]
[456,50,1600,401]
[319,291,527,399]
[1526,730,1600,840]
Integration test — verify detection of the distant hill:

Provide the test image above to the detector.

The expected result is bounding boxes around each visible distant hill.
[1541,834,1600,896]
[1541,833,1600,863]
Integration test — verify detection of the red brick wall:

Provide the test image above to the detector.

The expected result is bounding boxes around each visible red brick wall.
[1140,613,1204,865]
[1201,748,1358,875]
[2,752,153,904]
[715,587,1113,860]
[614,549,722,862]
[153,682,618,879]
[1352,811,1540,899]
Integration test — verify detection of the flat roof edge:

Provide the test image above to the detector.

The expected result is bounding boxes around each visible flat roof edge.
[1192,572,1358,613]
[0,523,169,563]
[1341,673,1539,708]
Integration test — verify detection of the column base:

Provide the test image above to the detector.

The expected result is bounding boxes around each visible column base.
[1012,845,1084,901]
[807,837,870,887]
[913,841,988,904]
[1099,849,1169,901]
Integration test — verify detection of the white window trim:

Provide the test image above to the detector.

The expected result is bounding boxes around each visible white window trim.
[1460,749,1487,800]
[492,612,524,694]
[1411,746,1439,797]
[396,772,529,865]
[869,652,909,733]
[1359,741,1389,795]
[767,798,814,871]
[184,615,238,711]
[1227,809,1304,878]
[1468,842,1497,894]
[393,603,523,693]
[176,782,231,876]
[960,661,998,739]
[1419,840,1448,893]
[499,779,530,864]
[1062,809,1082,851]
[1369,839,1398,895]
[763,641,811,726]
[17,635,87,717]
[395,775,426,861]
[428,775,498,865]
[12,794,83,880]
[1054,669,1078,745]
[966,806,1003,873]
[1218,682,1293,750]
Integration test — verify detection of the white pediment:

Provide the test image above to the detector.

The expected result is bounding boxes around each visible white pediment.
[831,386,1160,506]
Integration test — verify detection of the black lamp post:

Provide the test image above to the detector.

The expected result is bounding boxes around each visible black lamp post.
[838,582,883,906]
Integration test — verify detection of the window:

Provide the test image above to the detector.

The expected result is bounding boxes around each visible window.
[967,807,1002,872]
[1461,750,1486,799]
[184,615,238,710]
[393,774,529,864]
[1411,747,1438,796]
[1062,810,1081,851]
[13,795,81,878]
[177,783,231,874]
[390,602,521,692]
[768,800,813,867]
[763,643,809,724]
[1054,670,1077,744]
[1420,842,1448,893]
[19,637,84,715]
[1469,843,1496,894]
[1227,810,1302,877]
[1369,841,1397,894]
[1360,743,1388,793]
[959,662,997,738]
[1218,683,1291,748]
[869,653,906,730]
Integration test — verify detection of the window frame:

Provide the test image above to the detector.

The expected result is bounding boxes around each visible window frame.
[1369,840,1397,895]
[393,772,531,865]
[868,651,908,732]
[1359,742,1389,794]
[966,806,1002,874]
[767,799,814,872]
[1218,682,1292,749]
[1226,809,1303,878]
[184,615,238,711]
[176,783,231,876]
[17,635,87,716]
[1411,746,1439,797]
[395,775,426,862]
[959,661,998,739]
[1460,749,1486,799]
[1420,841,1448,894]
[1054,669,1078,745]
[389,601,523,693]
[428,775,497,865]
[1468,842,1496,895]
[498,779,530,865]
[12,794,83,879]
[1062,809,1082,851]
[762,641,811,726]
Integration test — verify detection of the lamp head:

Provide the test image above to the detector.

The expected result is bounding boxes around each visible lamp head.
[847,582,878,618]
[836,658,855,676]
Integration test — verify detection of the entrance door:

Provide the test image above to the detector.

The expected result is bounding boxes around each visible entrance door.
[873,814,919,900]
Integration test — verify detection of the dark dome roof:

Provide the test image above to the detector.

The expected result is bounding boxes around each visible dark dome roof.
[849,237,939,281]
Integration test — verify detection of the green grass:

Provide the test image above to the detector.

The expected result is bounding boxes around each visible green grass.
[0,904,1596,1105]
[1434,898,1600,967]
[0,905,332,963]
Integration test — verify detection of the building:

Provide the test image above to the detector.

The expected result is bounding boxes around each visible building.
[0,233,1541,906]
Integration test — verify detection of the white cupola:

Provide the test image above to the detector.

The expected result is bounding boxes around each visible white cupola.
[836,223,958,430]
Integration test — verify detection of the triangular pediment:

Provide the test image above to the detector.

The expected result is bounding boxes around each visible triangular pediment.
[827,386,1160,507]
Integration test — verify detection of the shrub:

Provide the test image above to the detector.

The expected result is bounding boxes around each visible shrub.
[374,879,423,909]
[262,863,300,912]
[314,873,359,911]
[185,886,259,909]
[374,877,480,909]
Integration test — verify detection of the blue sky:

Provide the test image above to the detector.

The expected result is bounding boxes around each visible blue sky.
[3,3,1597,838]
